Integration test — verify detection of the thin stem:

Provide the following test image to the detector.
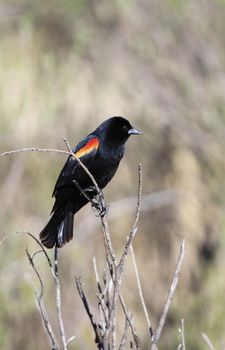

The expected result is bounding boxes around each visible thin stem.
[0,147,70,158]
[26,246,59,349]
[130,244,153,338]
[201,332,216,350]
[151,239,185,350]
[54,247,67,350]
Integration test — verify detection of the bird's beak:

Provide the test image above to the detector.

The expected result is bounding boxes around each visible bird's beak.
[128,128,142,135]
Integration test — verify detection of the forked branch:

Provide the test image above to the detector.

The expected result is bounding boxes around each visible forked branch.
[24,232,75,350]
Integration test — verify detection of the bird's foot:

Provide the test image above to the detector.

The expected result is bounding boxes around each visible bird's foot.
[98,204,109,217]
[83,186,98,197]
[92,203,109,217]
[91,191,108,217]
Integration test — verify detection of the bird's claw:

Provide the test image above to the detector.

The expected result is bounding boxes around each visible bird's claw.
[98,205,109,218]
[92,203,108,217]
[83,186,98,197]
[91,191,108,218]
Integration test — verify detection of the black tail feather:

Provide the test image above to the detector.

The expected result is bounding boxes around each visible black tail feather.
[57,210,74,247]
[40,207,74,248]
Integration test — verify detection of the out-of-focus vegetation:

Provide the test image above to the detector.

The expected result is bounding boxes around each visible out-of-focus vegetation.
[1,0,225,348]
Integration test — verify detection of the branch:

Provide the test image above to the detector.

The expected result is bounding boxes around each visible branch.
[2,230,60,349]
[93,257,108,328]
[23,231,75,349]
[151,239,185,350]
[0,147,71,158]
[26,245,59,349]
[0,232,12,245]
[177,319,186,350]
[75,276,103,349]
[118,294,140,349]
[92,257,140,349]
[117,164,142,272]
[109,165,142,345]
[201,332,216,350]
[17,231,53,269]
[118,317,129,350]
[130,244,153,338]
[54,247,67,350]
[76,165,142,349]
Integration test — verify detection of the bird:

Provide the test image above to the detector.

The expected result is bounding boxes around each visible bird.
[40,116,142,248]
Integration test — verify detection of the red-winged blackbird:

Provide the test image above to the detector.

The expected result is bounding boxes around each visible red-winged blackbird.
[40,116,141,248]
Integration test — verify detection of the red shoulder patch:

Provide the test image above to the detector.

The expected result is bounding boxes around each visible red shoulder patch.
[75,137,99,159]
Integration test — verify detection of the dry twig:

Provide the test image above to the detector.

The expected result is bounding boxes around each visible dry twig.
[0,147,70,158]
[25,235,59,349]
[201,332,216,350]
[177,319,185,350]
[151,239,185,350]
[105,164,142,349]
[130,244,153,338]
[75,165,142,349]
[118,317,129,350]
[54,247,67,350]
[23,231,75,349]
[75,277,103,349]
[0,232,12,245]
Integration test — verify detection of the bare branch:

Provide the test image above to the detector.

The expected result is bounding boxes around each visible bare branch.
[201,332,216,350]
[22,231,74,349]
[100,215,117,271]
[118,295,141,350]
[0,147,70,158]
[0,232,12,245]
[26,247,44,299]
[118,317,129,350]
[130,244,153,338]
[66,335,76,347]
[54,247,67,350]
[93,257,103,295]
[76,165,142,349]
[75,276,103,349]
[108,164,142,348]
[93,257,108,328]
[118,164,142,271]
[26,246,59,349]
[177,319,186,350]
[151,239,185,350]
[17,231,53,269]
[0,142,102,203]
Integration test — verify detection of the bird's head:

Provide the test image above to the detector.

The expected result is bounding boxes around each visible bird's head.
[97,116,142,144]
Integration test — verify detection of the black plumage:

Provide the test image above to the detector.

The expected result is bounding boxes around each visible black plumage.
[40,116,141,248]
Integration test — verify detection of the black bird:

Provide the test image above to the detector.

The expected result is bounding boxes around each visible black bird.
[40,116,141,248]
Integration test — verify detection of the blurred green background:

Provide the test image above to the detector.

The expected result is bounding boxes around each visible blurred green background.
[1,0,225,349]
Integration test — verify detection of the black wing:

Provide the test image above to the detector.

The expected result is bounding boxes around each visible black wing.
[51,135,100,212]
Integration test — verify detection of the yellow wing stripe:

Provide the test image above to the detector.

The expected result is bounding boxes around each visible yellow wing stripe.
[75,137,99,159]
